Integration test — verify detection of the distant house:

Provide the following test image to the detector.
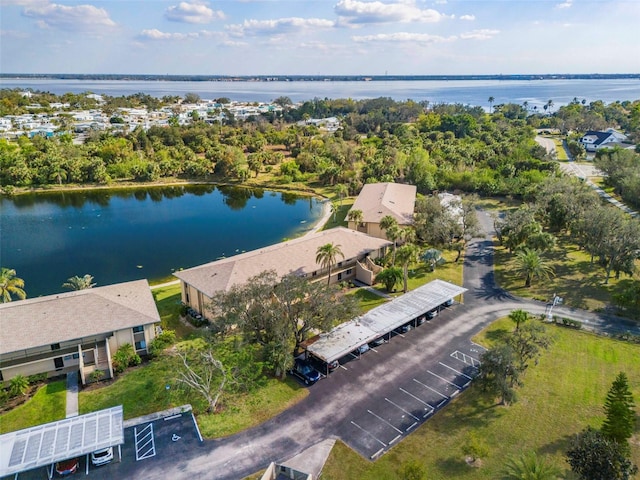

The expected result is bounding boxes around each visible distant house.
[173,227,391,315]
[347,182,417,239]
[0,280,159,385]
[580,128,628,152]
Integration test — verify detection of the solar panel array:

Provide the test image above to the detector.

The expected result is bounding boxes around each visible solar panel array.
[0,405,123,477]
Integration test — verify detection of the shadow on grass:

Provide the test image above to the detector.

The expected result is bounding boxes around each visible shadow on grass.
[46,381,66,395]
[484,328,511,345]
[538,432,575,457]
[434,456,472,477]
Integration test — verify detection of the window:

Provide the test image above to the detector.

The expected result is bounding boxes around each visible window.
[135,340,146,351]
[54,357,64,369]
[337,273,343,281]
[51,343,60,351]
[185,292,189,303]
[132,326,144,333]
[346,269,352,275]
[312,271,317,277]
[338,261,343,267]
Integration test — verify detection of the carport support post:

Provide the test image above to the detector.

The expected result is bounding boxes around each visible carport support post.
[86,453,89,475]
[118,444,122,463]
[47,464,53,479]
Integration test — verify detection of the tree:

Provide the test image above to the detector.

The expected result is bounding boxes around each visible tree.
[566,427,638,480]
[376,267,403,292]
[477,343,520,405]
[316,243,344,285]
[601,372,636,446]
[62,274,96,290]
[488,96,495,114]
[176,349,227,413]
[506,320,552,373]
[421,248,443,272]
[379,215,398,238]
[502,451,561,480]
[509,309,529,332]
[347,209,363,229]
[0,267,26,303]
[395,244,420,293]
[514,248,554,287]
[334,183,349,205]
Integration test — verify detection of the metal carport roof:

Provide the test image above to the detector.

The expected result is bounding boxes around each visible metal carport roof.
[0,405,124,477]
[307,280,466,363]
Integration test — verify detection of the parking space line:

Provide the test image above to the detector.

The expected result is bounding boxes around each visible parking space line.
[406,421,418,431]
[350,421,386,447]
[134,423,156,461]
[367,410,403,434]
[439,362,473,380]
[413,378,448,399]
[450,350,480,367]
[427,370,463,389]
[339,364,348,370]
[384,398,420,421]
[437,399,447,408]
[399,387,435,416]
[388,434,402,445]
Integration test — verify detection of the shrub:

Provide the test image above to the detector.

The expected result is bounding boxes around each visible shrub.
[9,375,29,397]
[559,317,582,329]
[27,373,48,385]
[112,344,141,375]
[148,329,177,358]
[88,370,105,383]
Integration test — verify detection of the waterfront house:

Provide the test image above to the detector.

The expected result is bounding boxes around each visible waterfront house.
[0,280,159,385]
[173,227,391,315]
[347,182,417,239]
[580,128,628,152]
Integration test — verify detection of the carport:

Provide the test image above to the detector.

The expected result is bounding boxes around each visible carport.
[0,405,124,479]
[307,280,467,365]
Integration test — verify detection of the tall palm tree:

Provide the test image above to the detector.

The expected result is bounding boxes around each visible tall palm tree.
[334,184,348,206]
[514,248,554,288]
[0,267,26,303]
[62,274,96,291]
[386,224,401,266]
[488,96,495,114]
[546,99,554,114]
[395,244,420,293]
[315,243,344,285]
[347,209,363,230]
[379,215,397,235]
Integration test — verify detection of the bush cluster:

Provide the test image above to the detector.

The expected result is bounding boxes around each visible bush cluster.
[112,343,141,375]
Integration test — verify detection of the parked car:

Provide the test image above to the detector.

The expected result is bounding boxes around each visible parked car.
[356,343,370,354]
[289,359,321,385]
[91,447,113,466]
[369,336,386,347]
[443,298,454,307]
[426,309,438,319]
[309,356,339,373]
[55,458,79,476]
[395,323,413,334]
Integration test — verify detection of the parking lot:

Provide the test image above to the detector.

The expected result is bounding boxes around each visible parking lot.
[9,410,202,479]
[336,338,485,459]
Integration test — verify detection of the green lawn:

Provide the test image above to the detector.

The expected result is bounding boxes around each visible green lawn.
[152,283,194,338]
[0,380,67,433]
[494,236,639,312]
[553,138,569,160]
[321,198,355,230]
[349,288,389,312]
[322,318,640,480]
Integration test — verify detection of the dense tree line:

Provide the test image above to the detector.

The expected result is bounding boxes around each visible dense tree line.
[595,147,640,210]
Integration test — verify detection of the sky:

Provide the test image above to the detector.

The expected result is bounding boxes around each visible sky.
[1,0,639,76]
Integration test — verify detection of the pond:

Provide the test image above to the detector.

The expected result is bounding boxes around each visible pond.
[1,185,325,297]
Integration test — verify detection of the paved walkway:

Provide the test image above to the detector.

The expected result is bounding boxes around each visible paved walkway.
[65,371,79,418]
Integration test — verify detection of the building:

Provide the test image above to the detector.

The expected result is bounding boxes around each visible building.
[173,227,391,315]
[0,280,160,385]
[347,182,417,239]
[579,128,629,152]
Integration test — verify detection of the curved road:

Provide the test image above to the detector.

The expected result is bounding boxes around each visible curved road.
[118,210,640,479]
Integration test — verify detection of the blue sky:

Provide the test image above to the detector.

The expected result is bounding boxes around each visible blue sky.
[2,0,639,75]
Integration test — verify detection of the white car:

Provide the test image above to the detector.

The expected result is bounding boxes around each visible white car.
[91,447,113,466]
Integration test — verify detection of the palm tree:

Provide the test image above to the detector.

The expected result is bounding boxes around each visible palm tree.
[334,184,348,206]
[376,267,403,292]
[488,96,495,113]
[330,201,339,222]
[315,243,344,285]
[546,99,554,114]
[386,224,401,265]
[0,267,26,303]
[347,209,363,230]
[379,215,398,236]
[62,274,96,291]
[514,248,554,288]
[395,244,420,293]
[502,451,561,480]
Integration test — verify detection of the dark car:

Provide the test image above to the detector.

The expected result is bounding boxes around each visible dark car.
[369,336,386,347]
[395,323,413,334]
[426,309,438,320]
[55,458,79,476]
[309,356,339,374]
[289,359,321,385]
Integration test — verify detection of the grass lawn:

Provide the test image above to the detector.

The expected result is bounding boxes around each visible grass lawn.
[152,283,194,339]
[322,198,355,230]
[322,318,640,480]
[78,352,308,439]
[349,288,389,312]
[0,380,67,433]
[493,236,638,312]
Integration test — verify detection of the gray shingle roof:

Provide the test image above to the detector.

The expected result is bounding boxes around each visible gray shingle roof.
[0,280,160,355]
[173,227,391,297]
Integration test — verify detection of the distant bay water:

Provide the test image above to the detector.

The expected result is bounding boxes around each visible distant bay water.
[1,185,324,297]
[2,78,640,110]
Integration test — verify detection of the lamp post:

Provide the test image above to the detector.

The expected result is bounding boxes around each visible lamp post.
[546,293,563,321]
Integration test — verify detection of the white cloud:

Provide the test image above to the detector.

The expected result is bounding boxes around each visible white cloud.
[138,29,198,40]
[555,0,573,8]
[226,17,335,37]
[335,0,450,25]
[459,29,499,40]
[2,0,47,6]
[22,2,116,30]
[460,14,475,21]
[352,32,453,44]
[165,2,224,24]
[0,29,30,38]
